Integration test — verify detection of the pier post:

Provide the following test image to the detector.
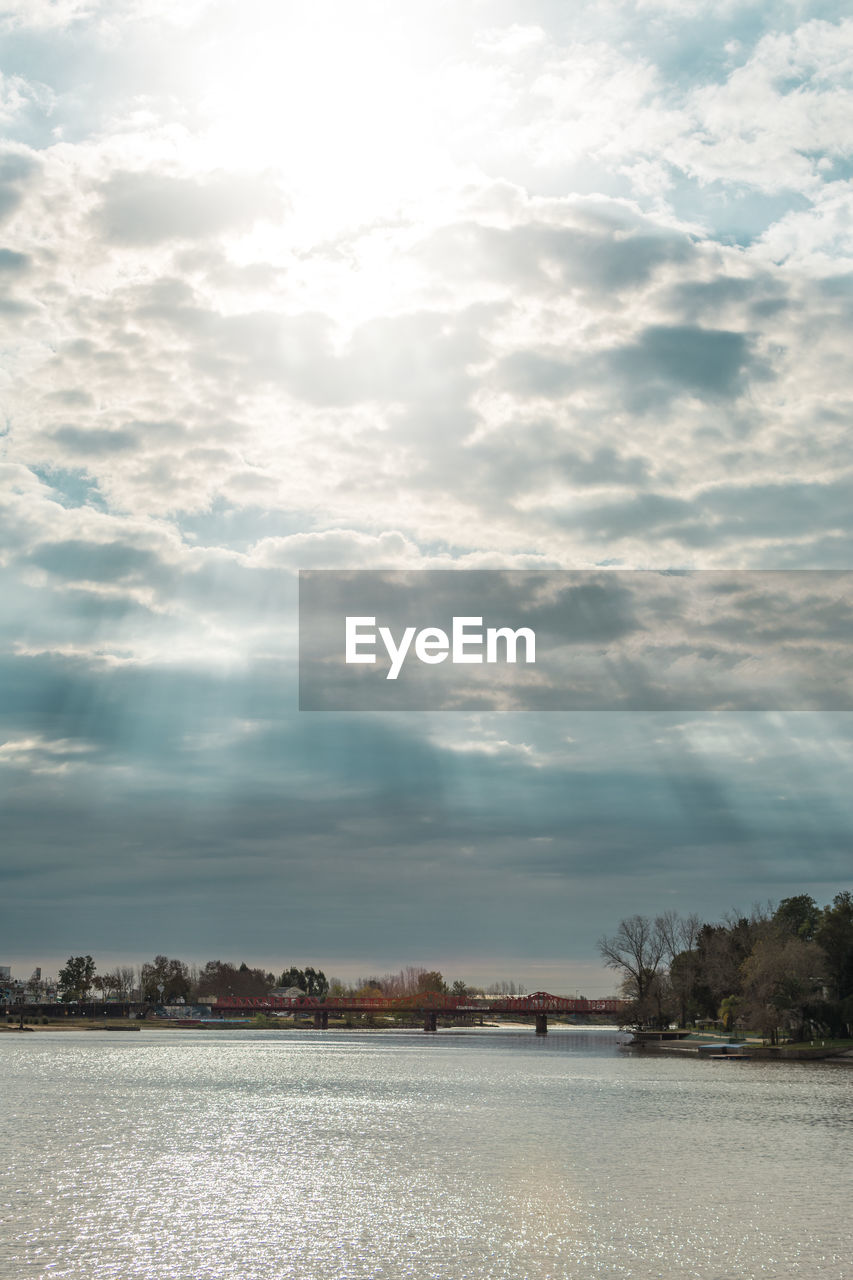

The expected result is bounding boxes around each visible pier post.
[314,1011,329,1030]
[424,1010,437,1032]
[535,1013,548,1035]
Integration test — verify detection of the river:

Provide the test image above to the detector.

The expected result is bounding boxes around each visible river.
[1,1027,850,1279]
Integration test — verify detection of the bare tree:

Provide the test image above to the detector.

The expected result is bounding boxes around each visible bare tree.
[655,911,681,966]
[599,915,667,1024]
[116,966,136,999]
[653,911,703,1025]
[656,910,702,964]
[678,912,702,953]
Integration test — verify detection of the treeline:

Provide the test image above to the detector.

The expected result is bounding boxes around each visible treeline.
[53,957,331,1003]
[345,969,526,999]
[46,959,526,1005]
[599,892,853,1043]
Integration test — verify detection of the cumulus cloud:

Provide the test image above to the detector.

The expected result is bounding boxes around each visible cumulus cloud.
[2,0,853,972]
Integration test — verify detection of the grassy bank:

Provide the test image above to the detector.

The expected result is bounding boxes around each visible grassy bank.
[643,1031,853,1060]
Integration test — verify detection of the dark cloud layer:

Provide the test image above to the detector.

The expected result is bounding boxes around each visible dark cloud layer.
[3,642,851,965]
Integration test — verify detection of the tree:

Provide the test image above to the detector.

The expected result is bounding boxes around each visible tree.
[197,960,273,999]
[599,916,666,1025]
[655,910,701,964]
[718,994,740,1033]
[654,911,703,1027]
[303,967,329,998]
[695,911,768,1014]
[815,892,853,1002]
[98,967,131,1000]
[451,979,469,998]
[115,966,136,999]
[485,979,526,995]
[740,936,826,1044]
[58,956,96,1001]
[354,978,384,997]
[277,967,327,997]
[774,895,820,942]
[140,956,191,1003]
[415,970,446,994]
[669,947,702,1027]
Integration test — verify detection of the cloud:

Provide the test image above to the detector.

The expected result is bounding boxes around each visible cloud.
[497,324,758,408]
[418,213,698,297]
[0,150,37,220]
[673,19,853,193]
[2,1,853,974]
[94,170,285,245]
[607,324,759,403]
[0,245,30,271]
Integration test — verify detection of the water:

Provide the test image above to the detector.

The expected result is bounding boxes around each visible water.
[1,1027,850,1279]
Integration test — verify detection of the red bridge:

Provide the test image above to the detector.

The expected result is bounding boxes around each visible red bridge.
[211,990,626,1034]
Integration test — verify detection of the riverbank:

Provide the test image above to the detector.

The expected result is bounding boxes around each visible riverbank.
[1,1017,602,1034]
[629,1034,853,1062]
[1,1020,141,1031]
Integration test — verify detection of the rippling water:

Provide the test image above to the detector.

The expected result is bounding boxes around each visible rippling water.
[1,1027,851,1279]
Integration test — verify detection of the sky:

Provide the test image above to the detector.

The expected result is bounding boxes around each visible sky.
[1,0,853,992]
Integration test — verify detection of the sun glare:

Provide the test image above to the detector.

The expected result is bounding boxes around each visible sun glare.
[196,6,448,235]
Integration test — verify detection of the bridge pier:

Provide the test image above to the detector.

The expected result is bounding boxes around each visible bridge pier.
[535,1013,548,1035]
[424,1011,437,1033]
[313,1011,329,1030]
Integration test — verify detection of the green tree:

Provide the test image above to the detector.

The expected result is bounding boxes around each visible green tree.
[694,912,768,1014]
[815,891,853,1002]
[741,936,826,1044]
[774,895,821,942]
[718,994,740,1033]
[279,966,306,991]
[302,967,328,998]
[58,955,96,1001]
[669,948,702,1026]
[92,968,132,999]
[277,967,328,997]
[198,960,273,998]
[355,978,384,997]
[415,970,446,994]
[140,956,191,1003]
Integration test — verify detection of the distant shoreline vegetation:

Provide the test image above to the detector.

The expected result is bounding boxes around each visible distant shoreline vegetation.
[3,961,531,1012]
[7,891,851,1047]
[598,892,853,1044]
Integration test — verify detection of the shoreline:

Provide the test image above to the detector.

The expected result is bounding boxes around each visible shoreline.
[627,1037,853,1063]
[1,1018,619,1034]
[7,1022,850,1062]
